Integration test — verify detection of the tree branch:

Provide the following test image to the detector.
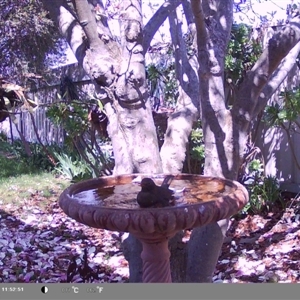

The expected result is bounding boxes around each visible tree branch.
[142,0,181,54]
[168,8,199,100]
[191,0,232,115]
[190,0,207,51]
[182,0,194,26]
[160,8,199,173]
[42,0,86,64]
[43,0,121,85]
[73,0,101,48]
[253,41,300,117]
[168,10,185,83]
[234,15,300,129]
[87,0,117,43]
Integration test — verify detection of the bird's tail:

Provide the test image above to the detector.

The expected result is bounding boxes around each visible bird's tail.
[161,175,174,188]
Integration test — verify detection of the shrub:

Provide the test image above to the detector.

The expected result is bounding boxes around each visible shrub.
[54,152,93,183]
[183,120,205,174]
[241,175,283,215]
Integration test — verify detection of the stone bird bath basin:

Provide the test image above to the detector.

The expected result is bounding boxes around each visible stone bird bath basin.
[59,174,248,283]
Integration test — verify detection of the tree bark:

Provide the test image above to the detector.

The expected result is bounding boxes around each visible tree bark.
[233,15,300,134]
[189,0,236,282]
[253,41,300,117]
[143,0,181,54]
[160,5,199,173]
[186,221,227,282]
[43,0,162,174]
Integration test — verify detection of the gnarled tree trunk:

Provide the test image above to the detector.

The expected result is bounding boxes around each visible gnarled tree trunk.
[44,0,162,175]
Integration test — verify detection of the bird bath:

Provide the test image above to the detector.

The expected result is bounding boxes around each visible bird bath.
[59,174,248,283]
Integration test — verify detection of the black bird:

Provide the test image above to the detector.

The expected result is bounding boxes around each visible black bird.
[137,175,174,208]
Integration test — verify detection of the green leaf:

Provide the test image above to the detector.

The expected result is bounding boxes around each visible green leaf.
[97,100,104,111]
[277,110,287,120]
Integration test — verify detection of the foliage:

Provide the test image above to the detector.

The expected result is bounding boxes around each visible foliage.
[0,154,29,178]
[0,139,56,177]
[24,142,59,171]
[46,90,114,176]
[238,141,284,215]
[46,97,90,141]
[54,152,93,183]
[286,2,300,20]
[237,140,283,214]
[183,120,205,174]
[238,140,265,184]
[0,132,10,148]
[240,157,283,214]
[190,126,205,162]
[264,88,300,126]
[54,146,113,183]
[225,23,262,87]
[146,60,178,108]
[248,159,264,174]
[243,175,283,214]
[147,23,262,111]
[263,87,300,169]
[163,64,178,105]
[0,0,62,82]
[0,135,110,182]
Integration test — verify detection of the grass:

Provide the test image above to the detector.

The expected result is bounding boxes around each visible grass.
[0,138,69,209]
[0,172,70,214]
[0,138,71,216]
[0,151,38,179]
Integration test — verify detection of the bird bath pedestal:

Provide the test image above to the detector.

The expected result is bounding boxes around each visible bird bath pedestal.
[59,174,248,283]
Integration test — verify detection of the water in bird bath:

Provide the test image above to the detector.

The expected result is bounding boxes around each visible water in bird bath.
[71,177,236,209]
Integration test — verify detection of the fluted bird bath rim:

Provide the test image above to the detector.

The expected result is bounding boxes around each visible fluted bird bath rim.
[59,173,249,283]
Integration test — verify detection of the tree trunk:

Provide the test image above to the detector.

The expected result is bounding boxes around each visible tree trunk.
[188,0,235,282]
[186,221,228,282]
[121,234,143,282]
[160,7,200,173]
[43,0,163,174]
[104,98,163,174]
[169,230,188,282]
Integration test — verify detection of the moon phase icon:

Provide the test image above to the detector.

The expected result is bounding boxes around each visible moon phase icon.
[41,286,49,294]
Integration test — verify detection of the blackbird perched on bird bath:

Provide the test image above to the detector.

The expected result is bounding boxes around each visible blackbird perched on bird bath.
[59,174,248,283]
[137,175,175,207]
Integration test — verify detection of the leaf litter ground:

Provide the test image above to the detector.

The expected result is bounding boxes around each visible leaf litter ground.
[0,176,299,283]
